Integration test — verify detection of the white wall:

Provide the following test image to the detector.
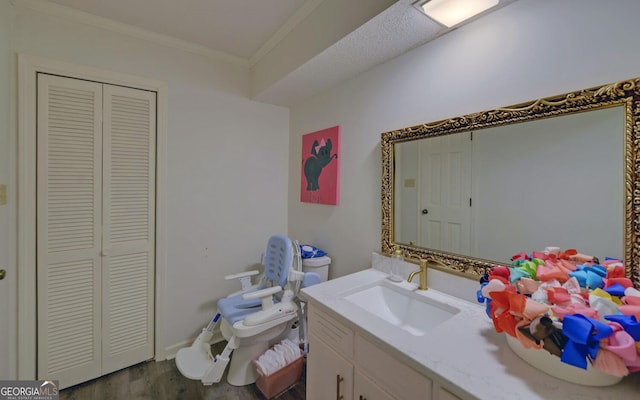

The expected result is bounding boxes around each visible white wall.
[1,1,289,377]
[0,0,16,380]
[288,0,640,279]
[472,107,624,262]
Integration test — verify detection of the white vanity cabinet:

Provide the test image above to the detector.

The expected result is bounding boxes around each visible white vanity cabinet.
[302,269,640,400]
[307,304,463,400]
[307,302,355,400]
[354,370,395,400]
[438,388,464,400]
[307,333,354,400]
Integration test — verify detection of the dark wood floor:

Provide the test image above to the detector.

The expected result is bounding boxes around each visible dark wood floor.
[60,342,306,400]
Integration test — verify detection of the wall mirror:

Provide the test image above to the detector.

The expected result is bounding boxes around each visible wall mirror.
[381,78,640,286]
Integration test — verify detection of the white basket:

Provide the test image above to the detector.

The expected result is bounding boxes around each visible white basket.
[505,335,622,386]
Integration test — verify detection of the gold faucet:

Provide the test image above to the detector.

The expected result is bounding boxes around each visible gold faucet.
[407,258,429,291]
[404,255,449,291]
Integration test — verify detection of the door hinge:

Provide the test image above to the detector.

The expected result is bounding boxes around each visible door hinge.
[470,198,472,207]
[470,131,473,141]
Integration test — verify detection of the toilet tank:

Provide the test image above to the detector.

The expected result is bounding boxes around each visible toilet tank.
[302,256,331,282]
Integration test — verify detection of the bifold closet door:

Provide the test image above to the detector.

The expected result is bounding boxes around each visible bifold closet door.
[101,84,156,375]
[37,74,103,387]
[37,74,156,388]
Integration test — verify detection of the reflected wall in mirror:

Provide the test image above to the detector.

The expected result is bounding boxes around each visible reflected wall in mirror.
[395,108,624,262]
[381,78,640,287]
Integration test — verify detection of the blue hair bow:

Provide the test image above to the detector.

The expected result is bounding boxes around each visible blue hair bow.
[605,314,640,341]
[568,264,606,289]
[603,282,627,297]
[561,314,613,369]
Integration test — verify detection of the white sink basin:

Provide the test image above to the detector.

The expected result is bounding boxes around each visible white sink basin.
[343,282,459,336]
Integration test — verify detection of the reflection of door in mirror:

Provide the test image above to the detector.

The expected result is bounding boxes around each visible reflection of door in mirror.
[394,132,472,254]
[394,107,624,264]
[420,132,471,254]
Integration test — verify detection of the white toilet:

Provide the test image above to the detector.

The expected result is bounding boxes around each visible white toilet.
[176,234,318,387]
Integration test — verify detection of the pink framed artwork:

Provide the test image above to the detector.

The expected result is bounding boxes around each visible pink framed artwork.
[300,126,340,205]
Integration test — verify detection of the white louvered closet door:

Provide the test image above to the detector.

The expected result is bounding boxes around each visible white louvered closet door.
[37,74,103,387]
[101,85,155,375]
[37,74,155,388]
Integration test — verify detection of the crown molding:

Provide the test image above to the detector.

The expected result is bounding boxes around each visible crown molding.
[13,0,250,68]
[249,0,325,67]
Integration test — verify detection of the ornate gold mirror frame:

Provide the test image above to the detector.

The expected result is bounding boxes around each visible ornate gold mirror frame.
[381,78,640,286]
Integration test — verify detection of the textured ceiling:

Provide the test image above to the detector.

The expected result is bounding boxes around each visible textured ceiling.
[254,0,443,105]
[38,0,519,106]
[255,0,518,106]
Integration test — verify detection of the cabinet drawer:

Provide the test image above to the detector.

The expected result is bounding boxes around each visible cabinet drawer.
[308,304,354,358]
[354,334,432,400]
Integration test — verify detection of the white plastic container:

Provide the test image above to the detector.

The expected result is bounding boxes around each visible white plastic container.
[389,248,404,282]
[302,256,331,282]
[505,335,621,386]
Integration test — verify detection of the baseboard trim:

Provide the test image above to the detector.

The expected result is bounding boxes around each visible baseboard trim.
[162,331,224,361]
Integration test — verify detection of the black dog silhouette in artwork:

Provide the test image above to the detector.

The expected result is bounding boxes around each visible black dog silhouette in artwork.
[304,138,338,191]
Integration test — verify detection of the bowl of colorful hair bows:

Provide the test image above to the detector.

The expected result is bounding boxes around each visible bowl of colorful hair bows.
[476,246,640,386]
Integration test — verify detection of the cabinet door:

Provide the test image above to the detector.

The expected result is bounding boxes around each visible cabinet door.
[354,370,395,400]
[307,333,354,400]
[354,334,432,400]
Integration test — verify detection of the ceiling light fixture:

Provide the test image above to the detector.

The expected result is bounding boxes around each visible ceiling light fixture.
[417,0,499,28]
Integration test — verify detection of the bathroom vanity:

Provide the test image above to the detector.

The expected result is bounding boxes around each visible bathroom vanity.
[306,301,461,400]
[301,268,640,400]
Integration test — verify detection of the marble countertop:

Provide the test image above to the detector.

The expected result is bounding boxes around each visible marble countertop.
[301,268,640,400]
